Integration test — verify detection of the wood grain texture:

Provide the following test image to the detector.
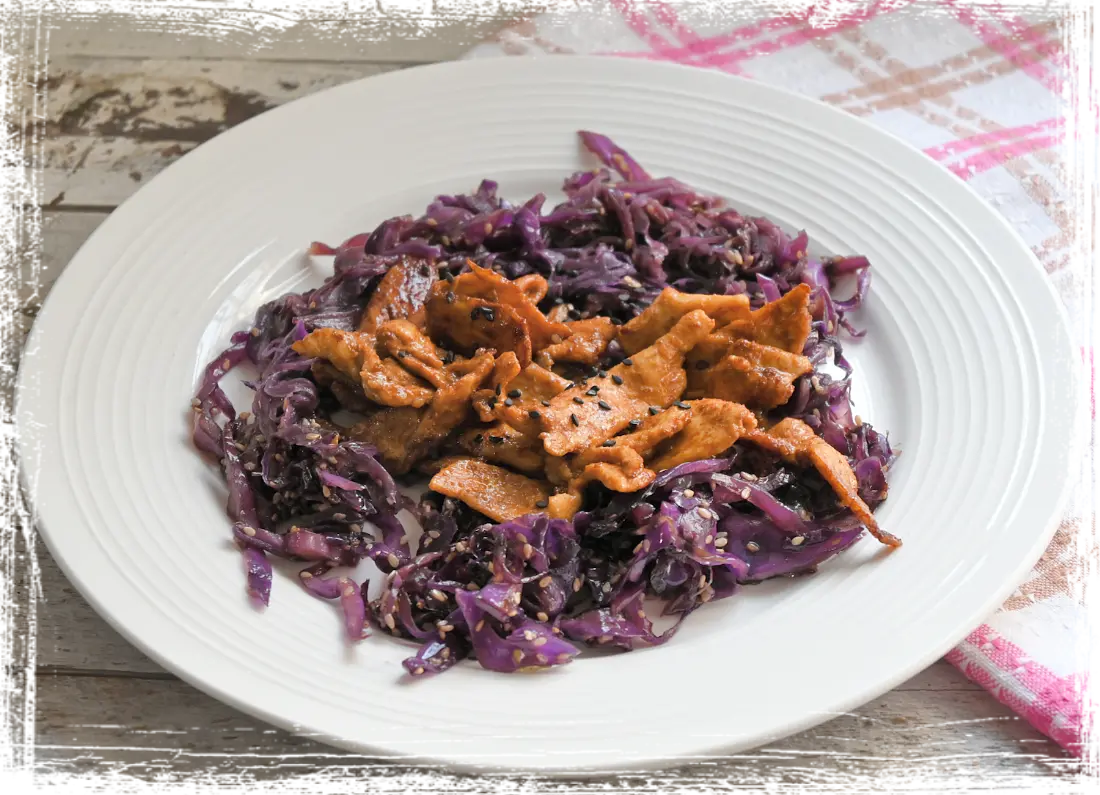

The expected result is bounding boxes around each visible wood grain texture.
[36,675,1077,786]
[33,3,547,64]
[22,20,1078,784]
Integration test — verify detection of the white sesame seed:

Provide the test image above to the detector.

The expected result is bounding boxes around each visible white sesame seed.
[704,535,714,545]
[242,526,256,537]
[438,623,454,633]
[466,583,479,591]
[746,541,760,553]
[683,489,695,498]
[601,582,612,593]
[322,485,332,498]
[539,576,552,588]
[386,553,400,568]
[429,589,447,602]
[306,433,321,440]
[516,533,528,544]
[512,649,524,664]
[715,537,728,548]
[476,620,486,632]
[533,636,548,647]
[384,614,396,630]
[740,488,751,500]
[573,577,582,592]
[791,536,805,546]
[412,666,424,675]
[300,571,313,579]
[698,575,707,588]
[428,530,440,539]
[523,630,537,641]
[342,585,355,597]
[522,543,534,559]
[699,508,714,520]
[536,611,549,622]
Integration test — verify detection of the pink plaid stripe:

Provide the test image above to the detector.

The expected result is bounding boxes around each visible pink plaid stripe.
[923,118,1062,160]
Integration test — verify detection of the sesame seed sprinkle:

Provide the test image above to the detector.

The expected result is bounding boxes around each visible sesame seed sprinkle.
[535,499,549,509]
[699,508,714,520]
[512,649,524,664]
[648,406,661,415]
[791,536,805,546]
[740,488,751,500]
[570,414,579,426]
[623,358,633,366]
[508,389,522,398]
[387,553,400,568]
[539,576,552,588]
[683,489,695,498]
[573,396,584,405]
[611,374,624,385]
[384,614,396,630]
[746,541,760,553]
[300,570,313,579]
[537,611,550,622]
[528,410,541,420]
[598,400,611,410]
[715,537,728,548]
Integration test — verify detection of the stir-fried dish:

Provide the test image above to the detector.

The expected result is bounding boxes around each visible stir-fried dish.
[192,131,897,676]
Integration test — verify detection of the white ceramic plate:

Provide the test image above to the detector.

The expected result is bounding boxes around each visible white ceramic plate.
[18,56,1078,773]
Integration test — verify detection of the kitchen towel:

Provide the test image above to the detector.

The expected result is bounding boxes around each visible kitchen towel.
[464,0,1094,755]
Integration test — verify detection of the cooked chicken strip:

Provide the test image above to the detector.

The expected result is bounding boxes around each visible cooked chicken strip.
[647,399,757,472]
[430,459,553,523]
[359,256,436,334]
[619,288,750,355]
[720,283,812,354]
[743,417,900,548]
[535,317,618,368]
[539,309,716,457]
[426,283,533,366]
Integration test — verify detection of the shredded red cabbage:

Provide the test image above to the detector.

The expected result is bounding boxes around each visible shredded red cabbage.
[192,131,893,676]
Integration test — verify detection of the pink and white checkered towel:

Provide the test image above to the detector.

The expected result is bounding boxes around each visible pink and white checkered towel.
[465,0,1095,755]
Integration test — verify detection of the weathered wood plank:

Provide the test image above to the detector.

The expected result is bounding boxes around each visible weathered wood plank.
[33,59,403,208]
[30,3,538,64]
[35,675,1076,787]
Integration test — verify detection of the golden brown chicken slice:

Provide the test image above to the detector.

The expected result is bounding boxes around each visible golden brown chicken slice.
[359,256,437,334]
[490,362,573,436]
[687,338,813,410]
[358,341,435,408]
[513,273,549,304]
[619,288,751,355]
[348,406,424,473]
[471,352,524,422]
[426,283,533,366]
[743,417,900,548]
[648,399,757,472]
[294,328,362,382]
[294,327,434,408]
[430,459,553,523]
[570,462,656,494]
[402,352,495,465]
[458,423,546,476]
[535,317,618,368]
[376,319,451,389]
[451,264,571,352]
[721,283,812,354]
[539,310,716,457]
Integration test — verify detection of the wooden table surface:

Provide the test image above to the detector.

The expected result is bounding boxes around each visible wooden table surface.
[15,5,1083,791]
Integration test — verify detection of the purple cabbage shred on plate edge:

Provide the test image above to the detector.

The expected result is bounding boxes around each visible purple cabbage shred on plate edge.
[192,131,895,676]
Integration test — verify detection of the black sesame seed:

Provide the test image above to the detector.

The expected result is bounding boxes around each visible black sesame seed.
[442,350,455,364]
[597,400,611,411]
[601,440,616,447]
[623,358,633,366]
[535,499,549,509]
[508,389,522,398]
[445,292,456,304]
[648,406,661,416]
[553,297,564,305]
[585,386,599,396]
[495,384,502,396]
[503,398,514,407]
[528,410,541,420]
[488,397,497,408]
[573,396,584,405]
[675,400,690,409]
[473,434,484,444]
[628,419,641,430]
[611,374,624,385]
[443,270,455,282]
[396,350,408,359]
[610,317,622,326]
[570,414,580,427]
[597,370,608,378]
[565,381,576,389]
[541,400,551,407]
[483,308,496,321]
[489,435,504,444]
[470,308,481,321]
